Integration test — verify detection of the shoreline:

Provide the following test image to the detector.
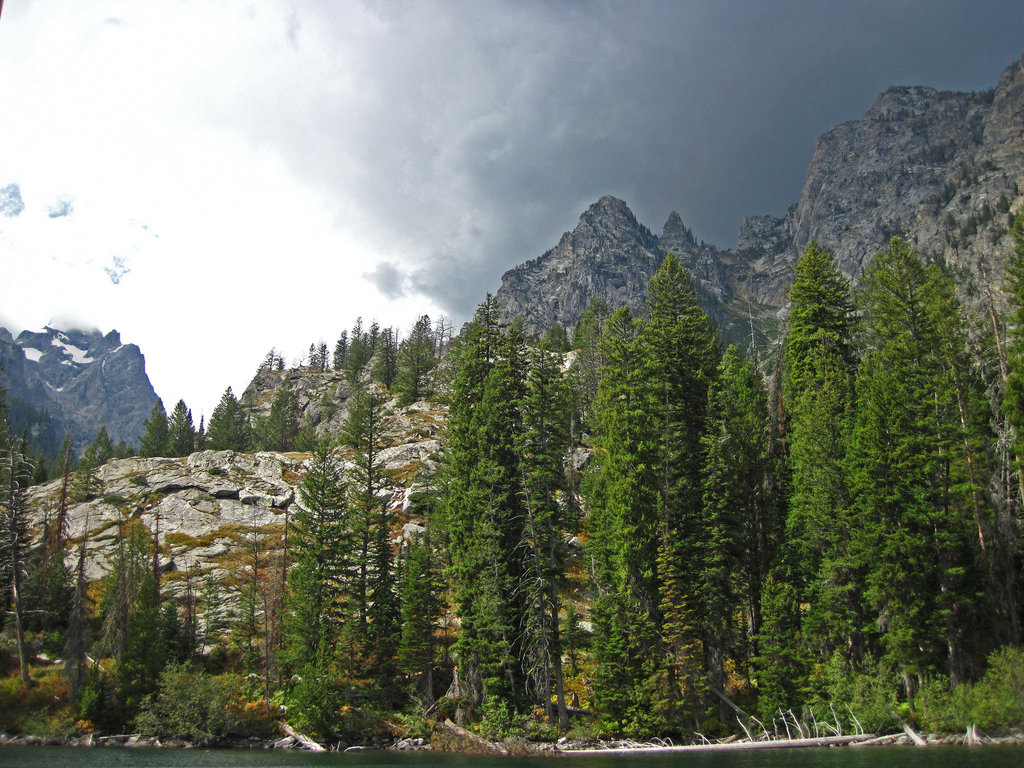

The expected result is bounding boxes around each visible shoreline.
[3,729,1023,754]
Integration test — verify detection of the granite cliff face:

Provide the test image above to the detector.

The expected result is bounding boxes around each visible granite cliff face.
[496,196,739,338]
[0,326,159,453]
[25,401,445,603]
[497,54,1024,337]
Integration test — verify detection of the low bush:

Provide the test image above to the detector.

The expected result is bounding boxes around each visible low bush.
[133,662,276,745]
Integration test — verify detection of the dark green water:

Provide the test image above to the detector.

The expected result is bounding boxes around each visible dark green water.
[0,745,1021,768]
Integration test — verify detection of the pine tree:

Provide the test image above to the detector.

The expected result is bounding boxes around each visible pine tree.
[140,400,170,458]
[206,387,252,451]
[345,318,374,383]
[781,242,861,671]
[167,399,196,457]
[568,297,608,429]
[118,570,166,718]
[700,346,776,713]
[282,438,350,672]
[398,526,442,701]
[341,383,395,650]
[437,296,531,715]
[258,386,299,452]
[584,305,661,721]
[333,330,349,371]
[394,315,437,406]
[0,392,34,686]
[518,343,572,727]
[850,238,991,694]
[641,253,720,719]
[372,327,399,390]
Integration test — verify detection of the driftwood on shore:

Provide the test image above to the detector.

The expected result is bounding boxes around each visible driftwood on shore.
[440,718,509,754]
[560,733,878,755]
[279,722,325,752]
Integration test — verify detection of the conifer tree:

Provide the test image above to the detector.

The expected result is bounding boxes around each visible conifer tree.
[258,386,299,452]
[333,330,349,371]
[140,400,170,458]
[206,387,252,451]
[700,345,776,710]
[780,241,861,671]
[372,327,400,390]
[438,296,532,715]
[518,342,572,727]
[345,318,374,383]
[398,526,442,701]
[850,238,991,693]
[395,315,437,406]
[641,253,720,719]
[1002,213,1024,481]
[0,393,34,686]
[283,439,350,672]
[584,305,661,722]
[341,383,395,656]
[167,399,196,457]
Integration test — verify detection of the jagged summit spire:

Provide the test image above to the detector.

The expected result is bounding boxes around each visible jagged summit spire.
[661,211,696,248]
[579,195,639,228]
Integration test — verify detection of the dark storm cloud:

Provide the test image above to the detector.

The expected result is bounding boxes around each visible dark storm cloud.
[237,1,1024,322]
[364,261,407,300]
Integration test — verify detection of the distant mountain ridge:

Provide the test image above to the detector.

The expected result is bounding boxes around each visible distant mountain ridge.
[496,53,1024,342]
[0,325,159,455]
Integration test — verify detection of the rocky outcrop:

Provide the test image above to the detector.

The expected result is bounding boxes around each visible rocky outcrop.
[25,396,447,600]
[496,53,1024,342]
[0,325,159,453]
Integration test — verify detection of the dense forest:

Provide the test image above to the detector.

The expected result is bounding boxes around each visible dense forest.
[2,220,1024,747]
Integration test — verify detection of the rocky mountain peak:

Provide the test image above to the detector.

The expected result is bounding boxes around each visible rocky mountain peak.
[495,196,662,332]
[661,211,696,249]
[497,53,1024,340]
[0,324,159,454]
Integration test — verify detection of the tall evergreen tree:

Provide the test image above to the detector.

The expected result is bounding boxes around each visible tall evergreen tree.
[850,238,991,694]
[437,296,533,715]
[372,327,400,390]
[167,399,196,457]
[0,392,34,686]
[398,525,442,701]
[333,330,349,371]
[258,386,299,452]
[283,439,350,672]
[780,242,861,676]
[342,382,399,689]
[206,387,252,452]
[140,400,170,458]
[518,343,573,727]
[642,253,720,721]
[584,305,661,723]
[700,345,776,712]
[394,315,437,406]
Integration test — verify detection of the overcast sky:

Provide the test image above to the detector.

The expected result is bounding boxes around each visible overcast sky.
[1,1,1022,421]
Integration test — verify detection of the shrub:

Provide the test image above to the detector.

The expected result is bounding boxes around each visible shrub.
[967,646,1024,732]
[134,663,276,745]
[0,670,76,737]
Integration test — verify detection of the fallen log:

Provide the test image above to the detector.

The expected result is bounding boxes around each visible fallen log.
[901,722,928,747]
[560,733,877,754]
[279,722,325,752]
[849,733,903,747]
[441,718,508,754]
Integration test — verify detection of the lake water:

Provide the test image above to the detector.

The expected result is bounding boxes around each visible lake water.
[0,745,1021,768]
